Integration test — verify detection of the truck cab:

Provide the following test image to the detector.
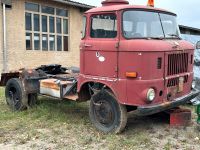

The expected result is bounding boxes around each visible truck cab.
[78,0,199,132]
[1,0,200,133]
[79,0,195,105]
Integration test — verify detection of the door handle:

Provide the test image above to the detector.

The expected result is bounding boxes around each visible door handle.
[84,44,92,47]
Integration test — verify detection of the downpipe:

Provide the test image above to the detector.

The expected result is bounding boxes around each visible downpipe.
[2,3,7,72]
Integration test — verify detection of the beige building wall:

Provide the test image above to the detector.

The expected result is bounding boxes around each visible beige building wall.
[1,0,83,73]
[0,0,3,72]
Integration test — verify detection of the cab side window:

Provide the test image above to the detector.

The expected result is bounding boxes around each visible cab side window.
[82,16,87,39]
[91,14,117,38]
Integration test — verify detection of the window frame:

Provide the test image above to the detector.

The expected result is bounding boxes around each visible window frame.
[121,9,179,40]
[25,2,69,52]
[82,16,87,39]
[26,33,32,50]
[25,2,39,12]
[90,13,118,39]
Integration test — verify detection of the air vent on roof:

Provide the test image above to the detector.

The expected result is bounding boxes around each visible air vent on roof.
[102,0,129,6]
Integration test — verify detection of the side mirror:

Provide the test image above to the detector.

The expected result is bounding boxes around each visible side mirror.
[196,41,200,49]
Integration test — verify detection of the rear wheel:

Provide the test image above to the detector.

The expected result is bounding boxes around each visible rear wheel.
[89,90,127,133]
[5,78,27,111]
[5,78,38,111]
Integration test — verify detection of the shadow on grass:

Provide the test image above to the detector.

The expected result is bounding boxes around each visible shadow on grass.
[126,113,170,133]
[37,97,174,131]
[0,87,192,134]
[28,96,90,125]
[24,96,171,134]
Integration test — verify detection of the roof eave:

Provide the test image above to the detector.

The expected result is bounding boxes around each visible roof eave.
[179,25,200,32]
[51,0,94,9]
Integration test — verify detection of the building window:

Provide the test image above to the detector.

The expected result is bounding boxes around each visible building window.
[25,2,69,51]
[49,35,55,51]
[34,33,40,50]
[56,8,68,17]
[34,14,40,31]
[57,18,62,33]
[25,13,32,31]
[49,16,55,33]
[25,3,39,12]
[42,15,47,32]
[26,33,32,50]
[42,6,55,15]
[42,34,48,51]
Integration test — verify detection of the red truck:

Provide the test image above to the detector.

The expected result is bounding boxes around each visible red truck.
[1,0,200,133]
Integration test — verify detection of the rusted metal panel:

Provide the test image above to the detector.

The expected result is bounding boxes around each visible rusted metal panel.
[40,79,61,98]
[40,78,76,99]
[20,69,42,94]
[167,108,192,127]
[64,94,78,101]
[40,79,60,90]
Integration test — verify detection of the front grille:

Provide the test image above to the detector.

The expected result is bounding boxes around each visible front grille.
[157,57,162,69]
[167,75,188,87]
[167,53,189,76]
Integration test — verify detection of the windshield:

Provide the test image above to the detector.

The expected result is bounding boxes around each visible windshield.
[123,10,180,39]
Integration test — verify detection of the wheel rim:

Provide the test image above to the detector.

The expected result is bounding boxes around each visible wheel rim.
[93,100,115,127]
[8,87,20,108]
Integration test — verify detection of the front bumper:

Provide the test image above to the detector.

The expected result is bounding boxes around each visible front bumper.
[129,89,200,116]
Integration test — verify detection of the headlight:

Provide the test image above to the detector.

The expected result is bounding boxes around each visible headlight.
[147,88,156,102]
[192,80,196,89]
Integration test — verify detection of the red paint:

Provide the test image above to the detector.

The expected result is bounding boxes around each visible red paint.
[102,0,129,6]
[87,4,175,15]
[78,0,195,108]
[168,108,192,127]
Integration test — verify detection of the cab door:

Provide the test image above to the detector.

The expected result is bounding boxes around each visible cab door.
[81,13,119,78]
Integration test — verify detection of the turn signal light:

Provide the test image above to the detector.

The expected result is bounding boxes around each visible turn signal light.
[147,0,154,7]
[126,72,137,78]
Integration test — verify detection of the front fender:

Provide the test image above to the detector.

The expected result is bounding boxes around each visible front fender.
[78,74,127,104]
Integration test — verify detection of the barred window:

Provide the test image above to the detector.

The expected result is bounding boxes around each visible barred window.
[25,2,69,51]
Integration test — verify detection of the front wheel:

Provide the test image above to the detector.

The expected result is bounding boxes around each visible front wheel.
[89,90,127,133]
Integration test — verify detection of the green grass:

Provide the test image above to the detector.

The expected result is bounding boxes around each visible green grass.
[0,87,200,150]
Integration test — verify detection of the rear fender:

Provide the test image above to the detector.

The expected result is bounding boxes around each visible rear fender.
[0,72,20,86]
[0,69,41,94]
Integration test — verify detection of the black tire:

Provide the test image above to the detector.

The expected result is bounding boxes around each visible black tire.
[89,90,127,134]
[5,78,27,111]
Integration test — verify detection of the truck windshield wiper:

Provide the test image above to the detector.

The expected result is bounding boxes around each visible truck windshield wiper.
[147,37,164,40]
[167,34,182,39]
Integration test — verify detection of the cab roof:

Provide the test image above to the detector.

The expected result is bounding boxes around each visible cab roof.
[86,5,176,16]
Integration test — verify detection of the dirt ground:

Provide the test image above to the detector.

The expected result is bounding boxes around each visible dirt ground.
[0,87,200,150]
